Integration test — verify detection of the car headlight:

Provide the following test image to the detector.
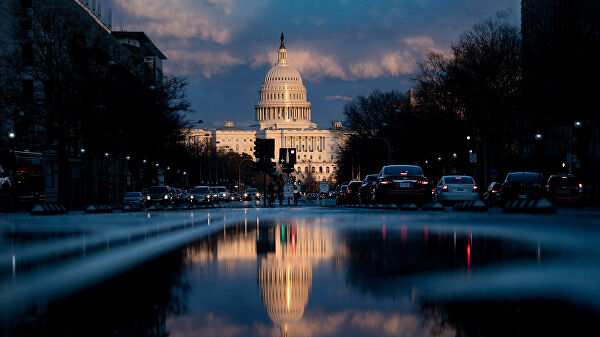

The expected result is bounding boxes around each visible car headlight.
[244,193,248,197]
[146,195,151,200]
[164,195,169,199]
[190,195,194,199]
[256,193,260,197]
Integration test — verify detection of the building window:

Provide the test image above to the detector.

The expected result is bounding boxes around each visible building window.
[21,0,32,9]
[326,167,330,173]
[311,167,315,173]
[319,167,323,173]
[304,167,308,173]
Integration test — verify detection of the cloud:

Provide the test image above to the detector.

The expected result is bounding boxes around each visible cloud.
[251,48,349,81]
[111,0,232,44]
[165,49,244,78]
[325,95,353,102]
[206,0,235,15]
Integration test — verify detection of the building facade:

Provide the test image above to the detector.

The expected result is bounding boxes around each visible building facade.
[187,36,343,184]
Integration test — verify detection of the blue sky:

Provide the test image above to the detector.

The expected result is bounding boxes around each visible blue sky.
[105,0,521,128]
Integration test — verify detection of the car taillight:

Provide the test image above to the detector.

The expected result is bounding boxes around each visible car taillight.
[380,180,390,184]
[419,180,429,185]
[347,189,352,193]
[442,185,448,191]
[579,183,583,193]
[473,185,478,191]
[491,190,498,193]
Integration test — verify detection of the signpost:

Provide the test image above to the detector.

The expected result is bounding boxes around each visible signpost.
[470,153,478,164]
[284,184,294,198]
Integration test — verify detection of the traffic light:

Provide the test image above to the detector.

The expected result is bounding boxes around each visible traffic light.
[279,148,287,164]
[264,139,275,160]
[288,148,297,165]
[254,139,265,160]
[265,161,276,174]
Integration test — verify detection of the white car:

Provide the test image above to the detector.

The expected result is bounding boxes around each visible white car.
[434,175,479,204]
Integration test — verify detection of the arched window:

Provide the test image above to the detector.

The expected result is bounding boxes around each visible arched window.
[311,167,315,173]
[304,167,308,173]
[326,167,330,173]
[319,167,323,173]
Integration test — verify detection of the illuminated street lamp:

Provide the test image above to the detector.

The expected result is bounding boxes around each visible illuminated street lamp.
[125,156,131,161]
[80,148,86,153]
[8,132,15,139]
[155,163,159,168]
[466,135,471,141]
[452,153,457,158]
[104,152,109,157]
[574,121,582,129]
[142,159,147,164]
[535,132,543,141]
[437,156,442,162]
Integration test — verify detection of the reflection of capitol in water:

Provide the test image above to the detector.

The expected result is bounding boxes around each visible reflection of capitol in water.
[184,218,338,337]
[258,223,335,337]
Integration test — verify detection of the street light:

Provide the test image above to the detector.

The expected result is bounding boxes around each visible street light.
[466,135,471,141]
[166,166,170,170]
[142,159,147,164]
[80,148,86,153]
[367,135,391,165]
[425,160,429,165]
[437,156,442,162]
[535,132,543,141]
[155,163,159,168]
[452,153,457,158]
[574,121,582,129]
[104,152,109,157]
[125,156,131,161]
[8,132,15,139]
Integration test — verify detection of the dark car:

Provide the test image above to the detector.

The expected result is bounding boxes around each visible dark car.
[500,172,544,203]
[346,181,362,204]
[146,186,173,206]
[545,175,583,206]
[189,186,213,205]
[123,192,145,207]
[358,174,378,204]
[336,185,349,205]
[482,182,503,206]
[371,165,432,205]
[243,187,260,201]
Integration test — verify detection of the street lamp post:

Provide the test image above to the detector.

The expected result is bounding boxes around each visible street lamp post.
[368,135,391,165]
[238,159,253,194]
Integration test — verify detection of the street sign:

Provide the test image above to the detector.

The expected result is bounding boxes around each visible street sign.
[469,153,477,163]
[319,183,329,193]
[284,184,294,198]
[158,168,164,185]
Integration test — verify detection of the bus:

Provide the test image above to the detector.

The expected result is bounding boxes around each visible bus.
[0,150,46,209]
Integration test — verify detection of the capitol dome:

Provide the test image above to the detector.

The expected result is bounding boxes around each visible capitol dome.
[254,34,314,129]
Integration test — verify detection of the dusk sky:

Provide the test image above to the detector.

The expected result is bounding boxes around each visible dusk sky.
[105,0,521,129]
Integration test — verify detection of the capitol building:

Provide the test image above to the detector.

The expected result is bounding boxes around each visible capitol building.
[187,35,343,183]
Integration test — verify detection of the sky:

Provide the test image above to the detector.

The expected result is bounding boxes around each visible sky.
[104,0,521,129]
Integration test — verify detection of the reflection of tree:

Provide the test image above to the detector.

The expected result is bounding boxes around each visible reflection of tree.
[3,250,189,337]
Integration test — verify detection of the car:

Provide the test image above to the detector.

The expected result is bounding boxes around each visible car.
[336,185,348,205]
[371,165,432,205]
[346,181,362,204]
[146,186,173,206]
[545,174,583,206]
[500,172,544,203]
[172,188,183,204]
[122,191,145,207]
[213,186,230,201]
[433,175,479,205]
[243,187,260,201]
[482,182,503,206]
[358,174,378,204]
[189,186,213,205]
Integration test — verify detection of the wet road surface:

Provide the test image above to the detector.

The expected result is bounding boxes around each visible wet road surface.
[1,207,600,336]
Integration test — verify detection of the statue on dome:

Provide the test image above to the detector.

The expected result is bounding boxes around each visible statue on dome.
[280,32,285,49]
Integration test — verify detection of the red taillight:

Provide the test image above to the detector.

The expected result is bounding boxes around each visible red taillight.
[380,180,390,184]
[419,180,429,185]
[347,189,352,193]
[491,190,498,193]
[442,185,448,191]
[579,183,583,193]
[545,184,550,192]
[401,172,408,176]
[473,185,478,191]
[579,183,583,188]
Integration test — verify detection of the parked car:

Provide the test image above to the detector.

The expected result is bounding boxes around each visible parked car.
[545,174,583,206]
[189,186,213,205]
[146,186,173,206]
[433,175,479,205]
[358,174,378,204]
[371,165,432,205]
[243,187,260,201]
[500,172,544,203]
[122,192,145,207]
[346,181,362,204]
[336,185,349,205]
[482,182,503,206]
